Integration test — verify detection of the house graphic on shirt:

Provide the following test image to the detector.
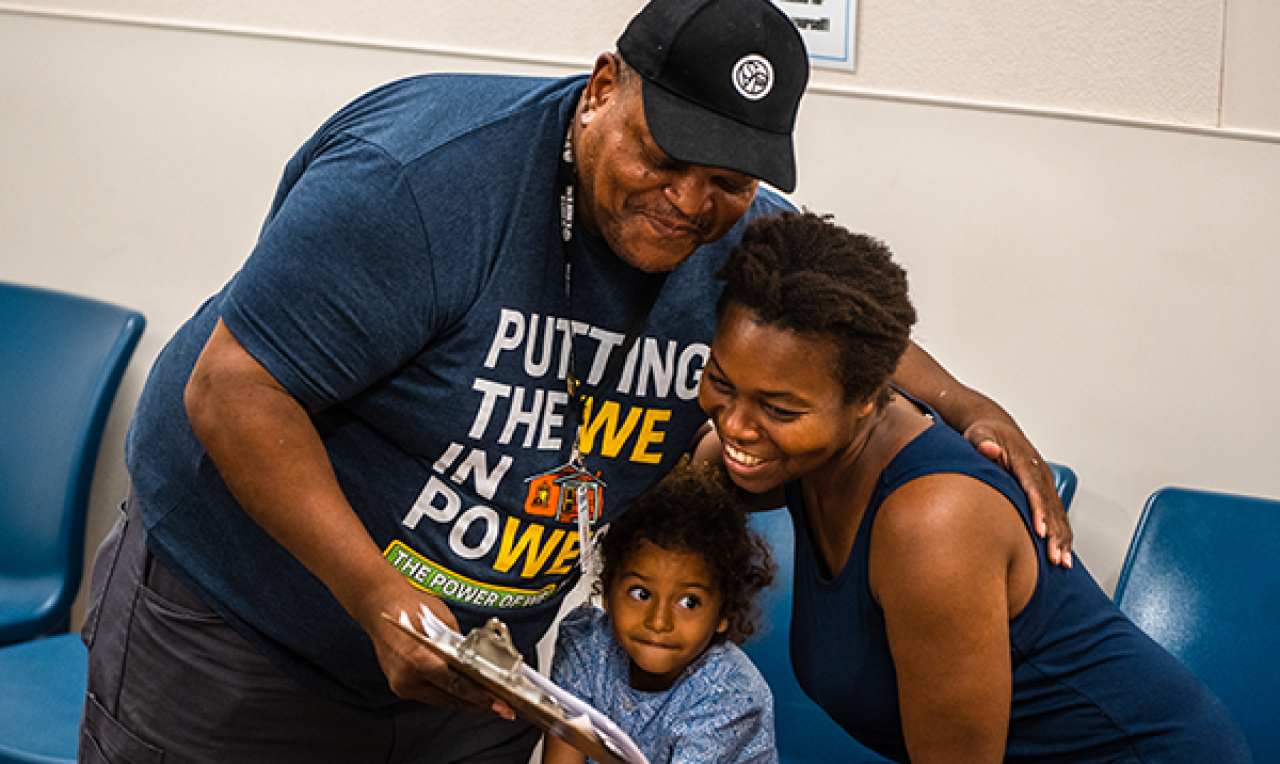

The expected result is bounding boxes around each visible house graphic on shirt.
[524,463,605,524]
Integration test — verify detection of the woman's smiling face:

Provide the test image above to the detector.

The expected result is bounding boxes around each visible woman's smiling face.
[698,301,874,493]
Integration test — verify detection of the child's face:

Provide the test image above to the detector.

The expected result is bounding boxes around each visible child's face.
[603,540,729,692]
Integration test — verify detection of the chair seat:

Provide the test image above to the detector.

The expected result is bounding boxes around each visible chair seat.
[0,574,67,645]
[0,633,87,764]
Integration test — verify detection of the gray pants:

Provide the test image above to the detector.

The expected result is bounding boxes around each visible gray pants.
[78,494,539,764]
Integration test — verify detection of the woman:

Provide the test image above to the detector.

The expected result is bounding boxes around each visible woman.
[694,211,1250,762]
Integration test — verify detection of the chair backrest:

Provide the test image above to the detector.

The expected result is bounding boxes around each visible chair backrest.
[744,461,1079,763]
[1049,462,1077,512]
[745,508,890,763]
[1114,486,1280,763]
[0,282,144,645]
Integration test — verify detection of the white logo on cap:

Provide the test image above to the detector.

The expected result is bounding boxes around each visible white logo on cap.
[732,54,774,101]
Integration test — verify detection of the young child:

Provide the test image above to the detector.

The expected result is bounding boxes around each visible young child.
[545,457,778,764]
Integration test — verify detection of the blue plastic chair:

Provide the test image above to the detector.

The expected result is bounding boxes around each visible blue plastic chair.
[745,461,1079,763]
[0,281,144,645]
[0,633,88,764]
[1114,487,1280,763]
[0,283,143,764]
[1050,462,1077,512]
[745,508,889,763]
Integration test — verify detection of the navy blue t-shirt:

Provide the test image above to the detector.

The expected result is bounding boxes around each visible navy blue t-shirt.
[786,404,1250,762]
[126,73,793,706]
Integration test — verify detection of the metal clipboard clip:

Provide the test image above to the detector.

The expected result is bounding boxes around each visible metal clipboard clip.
[383,607,648,764]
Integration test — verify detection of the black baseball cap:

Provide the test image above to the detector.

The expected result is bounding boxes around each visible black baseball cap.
[617,0,809,192]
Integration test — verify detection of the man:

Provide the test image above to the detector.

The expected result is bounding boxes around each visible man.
[80,0,1070,762]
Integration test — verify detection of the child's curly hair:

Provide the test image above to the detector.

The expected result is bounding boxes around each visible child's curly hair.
[596,456,776,645]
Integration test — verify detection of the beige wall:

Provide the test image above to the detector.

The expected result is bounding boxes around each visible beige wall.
[1,2,1278,627]
[5,0,1279,132]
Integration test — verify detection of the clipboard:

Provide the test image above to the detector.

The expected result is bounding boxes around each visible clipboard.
[383,607,649,764]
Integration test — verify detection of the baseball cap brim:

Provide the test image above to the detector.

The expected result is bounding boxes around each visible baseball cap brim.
[641,79,797,193]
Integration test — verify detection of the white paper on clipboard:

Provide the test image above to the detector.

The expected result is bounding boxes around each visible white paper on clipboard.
[386,606,649,764]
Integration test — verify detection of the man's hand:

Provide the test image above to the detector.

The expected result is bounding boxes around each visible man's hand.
[359,582,514,718]
[965,422,1073,567]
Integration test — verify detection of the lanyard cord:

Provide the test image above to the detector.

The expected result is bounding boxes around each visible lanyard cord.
[558,128,667,568]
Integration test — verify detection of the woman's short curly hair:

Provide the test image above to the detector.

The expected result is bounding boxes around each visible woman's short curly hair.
[716,211,917,406]
[596,457,775,645]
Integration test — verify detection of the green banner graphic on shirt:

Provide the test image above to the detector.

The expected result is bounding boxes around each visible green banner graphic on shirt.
[384,540,558,609]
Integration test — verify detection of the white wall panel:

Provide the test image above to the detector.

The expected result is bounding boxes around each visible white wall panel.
[829,0,1224,125]
[1223,0,1280,132]
[788,93,1280,588]
[1,0,1264,131]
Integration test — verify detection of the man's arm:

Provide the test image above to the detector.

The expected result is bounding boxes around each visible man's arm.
[893,342,1073,566]
[185,319,511,715]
